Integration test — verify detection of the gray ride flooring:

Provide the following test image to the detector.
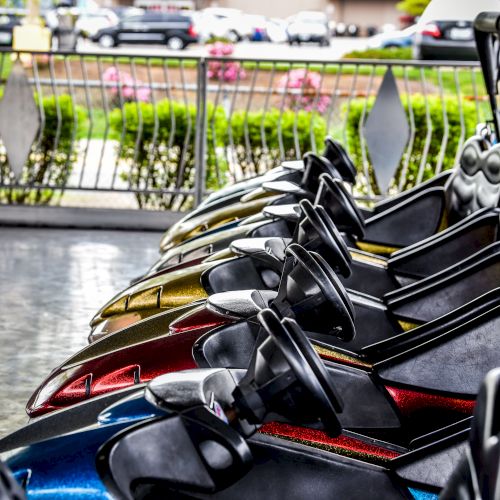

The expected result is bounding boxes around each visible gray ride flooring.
[0,227,162,436]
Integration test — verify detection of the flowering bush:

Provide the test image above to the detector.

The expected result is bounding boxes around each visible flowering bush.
[207,42,246,83]
[279,68,331,113]
[103,66,151,104]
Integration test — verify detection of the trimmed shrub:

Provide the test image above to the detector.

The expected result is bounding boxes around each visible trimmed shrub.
[0,94,83,204]
[229,108,326,176]
[110,99,327,210]
[109,99,229,210]
[345,94,478,194]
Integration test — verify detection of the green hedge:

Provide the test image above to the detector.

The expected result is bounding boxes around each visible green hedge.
[345,94,477,194]
[0,94,82,204]
[343,47,413,60]
[109,99,327,210]
[229,108,326,175]
[109,99,228,210]
[0,90,476,208]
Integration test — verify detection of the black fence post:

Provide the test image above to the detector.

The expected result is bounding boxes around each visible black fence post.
[194,57,208,207]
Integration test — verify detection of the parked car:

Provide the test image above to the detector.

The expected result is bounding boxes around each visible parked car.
[75,9,119,38]
[200,7,253,41]
[413,0,499,60]
[266,17,288,43]
[186,10,246,43]
[185,11,219,42]
[287,11,330,46]
[91,11,198,50]
[366,24,416,49]
[0,12,22,46]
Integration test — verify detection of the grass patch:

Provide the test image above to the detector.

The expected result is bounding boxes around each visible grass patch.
[343,47,413,60]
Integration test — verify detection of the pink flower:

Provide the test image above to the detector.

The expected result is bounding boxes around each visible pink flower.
[207,42,235,57]
[103,66,151,102]
[136,87,151,102]
[103,66,120,82]
[121,85,135,99]
[207,58,244,83]
[278,68,328,112]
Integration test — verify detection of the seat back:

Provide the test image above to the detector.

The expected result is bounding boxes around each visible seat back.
[445,136,500,223]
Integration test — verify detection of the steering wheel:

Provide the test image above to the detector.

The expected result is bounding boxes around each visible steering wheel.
[301,153,342,193]
[284,243,355,341]
[323,137,357,185]
[298,199,352,278]
[258,308,343,435]
[316,174,366,238]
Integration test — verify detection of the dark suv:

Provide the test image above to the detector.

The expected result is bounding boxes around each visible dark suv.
[413,20,477,60]
[91,12,198,50]
[412,0,500,60]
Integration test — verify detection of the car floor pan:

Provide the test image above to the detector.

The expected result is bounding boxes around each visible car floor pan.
[388,209,499,282]
[376,304,500,399]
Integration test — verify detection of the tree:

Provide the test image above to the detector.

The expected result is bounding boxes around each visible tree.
[396,0,431,17]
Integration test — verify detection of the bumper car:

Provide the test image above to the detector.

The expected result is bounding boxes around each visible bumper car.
[141,137,500,312]
[89,199,356,337]
[159,148,355,252]
[159,134,499,256]
[28,243,355,416]
[195,137,357,211]
[90,150,500,338]
[26,240,500,419]
[90,192,500,341]
[2,311,499,500]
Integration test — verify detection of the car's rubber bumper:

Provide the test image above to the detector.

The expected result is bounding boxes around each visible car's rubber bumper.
[416,35,477,60]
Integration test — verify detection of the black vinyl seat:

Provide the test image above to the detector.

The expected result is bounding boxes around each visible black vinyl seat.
[350,136,500,253]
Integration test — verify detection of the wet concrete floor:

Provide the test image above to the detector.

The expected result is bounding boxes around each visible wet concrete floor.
[0,227,161,436]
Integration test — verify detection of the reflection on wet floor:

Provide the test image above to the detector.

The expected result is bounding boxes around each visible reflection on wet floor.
[0,228,161,436]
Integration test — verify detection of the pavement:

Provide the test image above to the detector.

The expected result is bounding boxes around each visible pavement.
[0,227,162,436]
[79,38,369,60]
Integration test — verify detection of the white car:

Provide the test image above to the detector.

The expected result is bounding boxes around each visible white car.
[287,11,330,46]
[76,9,119,38]
[200,7,253,41]
[266,17,288,43]
[366,24,417,49]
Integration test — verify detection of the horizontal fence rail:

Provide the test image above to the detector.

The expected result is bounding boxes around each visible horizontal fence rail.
[0,49,489,210]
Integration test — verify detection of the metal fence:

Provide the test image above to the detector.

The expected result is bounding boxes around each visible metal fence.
[0,49,489,210]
